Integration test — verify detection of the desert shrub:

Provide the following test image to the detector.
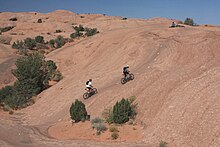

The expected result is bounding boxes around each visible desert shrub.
[46,60,62,82]
[37,19,42,23]
[184,18,195,26]
[73,25,85,32]
[93,123,107,135]
[70,31,83,39]
[0,86,15,103]
[128,96,138,119]
[122,17,127,20]
[12,53,49,96]
[70,99,88,123]
[35,35,44,44]
[9,17,17,21]
[0,26,15,32]
[24,38,36,49]
[12,40,27,54]
[91,117,103,124]
[12,40,24,49]
[102,107,114,124]
[91,117,107,135]
[54,35,65,48]
[49,39,55,48]
[109,126,119,133]
[111,131,119,140]
[80,16,85,18]
[85,28,99,37]
[46,60,57,70]
[49,70,63,82]
[0,53,61,109]
[112,98,137,124]
[159,141,168,147]
[3,90,27,109]
[55,30,62,33]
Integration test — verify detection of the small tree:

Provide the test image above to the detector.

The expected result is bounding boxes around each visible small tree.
[12,53,49,98]
[35,35,44,44]
[1,53,61,109]
[112,98,137,124]
[184,18,195,26]
[70,99,88,123]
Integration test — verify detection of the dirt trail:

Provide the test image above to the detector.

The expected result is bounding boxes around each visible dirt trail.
[0,11,220,147]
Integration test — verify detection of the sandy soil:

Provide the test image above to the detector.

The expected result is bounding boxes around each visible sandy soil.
[48,121,143,142]
[0,10,220,147]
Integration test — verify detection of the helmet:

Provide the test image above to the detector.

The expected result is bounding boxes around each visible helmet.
[89,79,92,81]
[126,65,129,67]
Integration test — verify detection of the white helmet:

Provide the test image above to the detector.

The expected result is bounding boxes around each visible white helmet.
[126,64,129,67]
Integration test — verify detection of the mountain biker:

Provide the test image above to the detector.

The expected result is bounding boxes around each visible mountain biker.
[123,65,130,78]
[86,79,93,93]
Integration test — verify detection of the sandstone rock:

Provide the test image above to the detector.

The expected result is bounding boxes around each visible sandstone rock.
[0,35,12,45]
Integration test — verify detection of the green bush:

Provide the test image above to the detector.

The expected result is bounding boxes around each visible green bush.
[50,70,63,82]
[12,53,49,96]
[49,39,55,48]
[35,35,44,44]
[46,60,57,70]
[70,99,88,123]
[113,98,137,124]
[24,38,36,49]
[73,25,85,32]
[85,28,98,37]
[0,86,15,103]
[0,53,61,109]
[54,35,65,48]
[12,40,25,49]
[3,91,27,109]
[184,18,195,26]
[70,31,83,39]
[0,26,15,32]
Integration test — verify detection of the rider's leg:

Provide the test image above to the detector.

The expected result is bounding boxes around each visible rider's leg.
[87,87,91,93]
[123,71,127,78]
